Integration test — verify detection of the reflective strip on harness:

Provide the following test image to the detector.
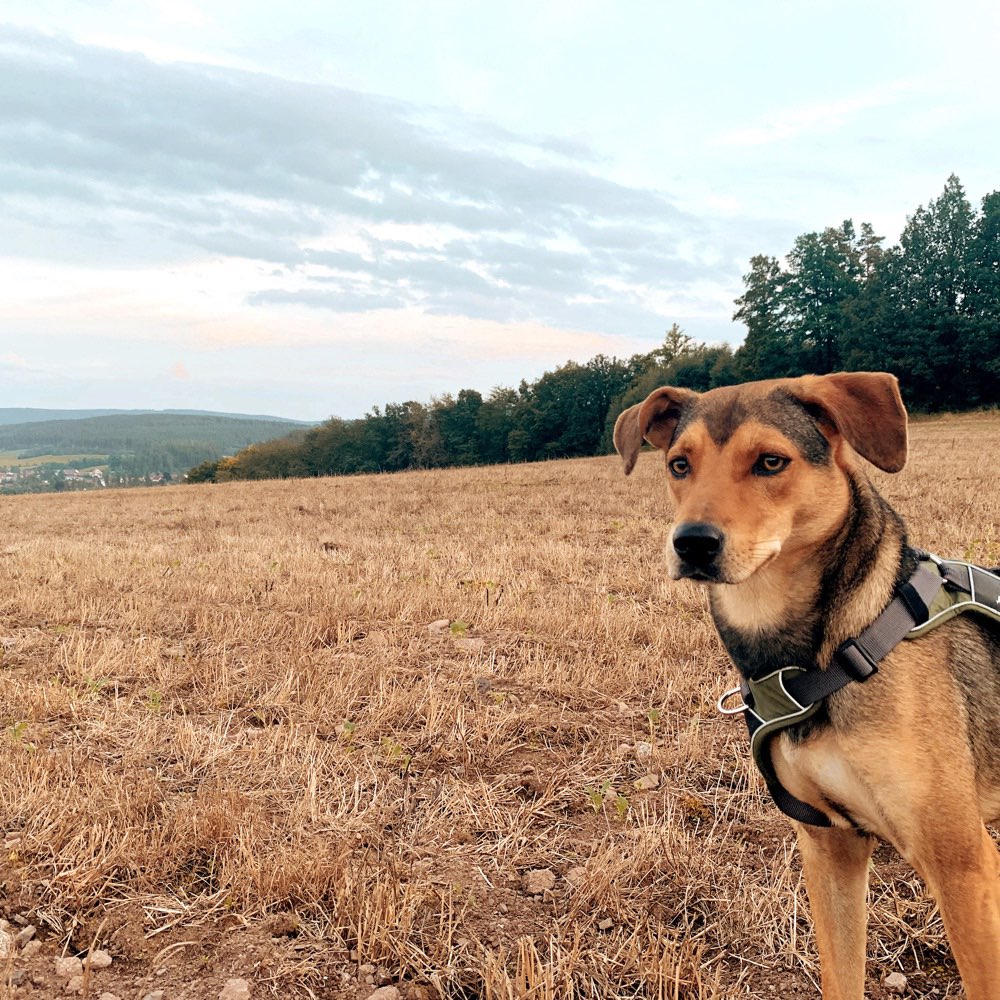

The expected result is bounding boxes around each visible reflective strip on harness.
[908,558,1000,637]
[736,555,1000,826]
[746,666,822,762]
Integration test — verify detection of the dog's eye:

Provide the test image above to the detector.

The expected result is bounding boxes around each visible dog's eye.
[754,454,790,476]
[668,456,690,478]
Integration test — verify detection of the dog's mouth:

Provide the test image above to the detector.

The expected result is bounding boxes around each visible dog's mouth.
[676,564,721,583]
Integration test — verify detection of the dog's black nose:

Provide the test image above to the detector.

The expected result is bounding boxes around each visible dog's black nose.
[672,522,724,567]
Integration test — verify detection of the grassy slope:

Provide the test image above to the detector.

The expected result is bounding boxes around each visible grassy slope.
[0,412,996,997]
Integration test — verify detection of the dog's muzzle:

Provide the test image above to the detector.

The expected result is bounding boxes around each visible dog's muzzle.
[672,521,724,580]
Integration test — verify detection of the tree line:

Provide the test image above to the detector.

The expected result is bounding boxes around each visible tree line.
[188,174,999,484]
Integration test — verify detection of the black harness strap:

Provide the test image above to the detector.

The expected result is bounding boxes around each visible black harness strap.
[741,562,945,826]
[786,563,943,705]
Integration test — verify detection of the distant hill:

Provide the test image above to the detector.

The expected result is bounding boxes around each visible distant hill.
[0,413,307,457]
[0,407,310,426]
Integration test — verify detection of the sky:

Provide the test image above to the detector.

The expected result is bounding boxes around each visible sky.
[2,1,999,421]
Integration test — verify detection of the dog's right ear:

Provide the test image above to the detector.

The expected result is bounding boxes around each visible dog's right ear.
[613,387,698,475]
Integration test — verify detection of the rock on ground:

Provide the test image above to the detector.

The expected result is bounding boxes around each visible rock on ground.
[883,971,908,995]
[220,978,251,1000]
[55,957,83,978]
[367,988,401,1000]
[13,924,35,947]
[523,868,556,894]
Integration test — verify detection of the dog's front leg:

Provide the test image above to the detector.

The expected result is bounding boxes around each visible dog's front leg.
[915,822,1000,1000]
[796,823,875,1000]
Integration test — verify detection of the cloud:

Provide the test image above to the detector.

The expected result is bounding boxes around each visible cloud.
[0,26,746,340]
[714,81,919,148]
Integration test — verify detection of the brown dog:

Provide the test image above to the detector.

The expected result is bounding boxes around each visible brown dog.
[613,372,1000,999]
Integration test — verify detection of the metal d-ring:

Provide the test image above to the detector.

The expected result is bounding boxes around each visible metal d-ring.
[717,685,748,715]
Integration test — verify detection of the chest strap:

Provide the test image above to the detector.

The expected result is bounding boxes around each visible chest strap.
[730,555,1000,827]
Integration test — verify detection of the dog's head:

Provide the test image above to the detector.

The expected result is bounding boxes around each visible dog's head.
[613,372,907,584]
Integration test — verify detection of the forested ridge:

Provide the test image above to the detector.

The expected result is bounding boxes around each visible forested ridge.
[0,413,306,455]
[189,175,1000,484]
[0,413,308,479]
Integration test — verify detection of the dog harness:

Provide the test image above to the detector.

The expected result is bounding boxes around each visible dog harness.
[718,554,1000,826]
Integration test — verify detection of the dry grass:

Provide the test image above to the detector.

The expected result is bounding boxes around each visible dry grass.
[0,411,998,998]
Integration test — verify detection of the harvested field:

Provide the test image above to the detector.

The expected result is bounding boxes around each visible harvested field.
[0,411,998,999]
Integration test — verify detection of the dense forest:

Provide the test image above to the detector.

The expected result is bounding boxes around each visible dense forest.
[189,175,1000,484]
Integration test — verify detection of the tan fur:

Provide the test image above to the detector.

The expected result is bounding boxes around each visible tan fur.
[615,372,1000,999]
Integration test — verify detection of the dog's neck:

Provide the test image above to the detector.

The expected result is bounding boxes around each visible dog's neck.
[709,472,913,679]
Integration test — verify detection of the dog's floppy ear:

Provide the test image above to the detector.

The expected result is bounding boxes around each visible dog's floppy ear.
[613,386,698,475]
[789,372,908,473]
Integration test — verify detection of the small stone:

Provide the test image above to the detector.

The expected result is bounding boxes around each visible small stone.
[99,994,122,1000]
[634,773,660,791]
[454,637,485,653]
[5,971,26,987]
[634,741,653,763]
[565,866,587,886]
[523,868,556,894]
[66,976,85,994]
[883,971,908,995]
[0,929,11,957]
[598,917,614,931]
[22,939,43,959]
[219,978,251,1000]
[55,957,83,978]
[426,619,450,633]
[366,988,400,1000]
[14,924,35,947]
[87,948,112,969]
[498,903,508,914]
[358,964,376,976]
[142,991,165,1000]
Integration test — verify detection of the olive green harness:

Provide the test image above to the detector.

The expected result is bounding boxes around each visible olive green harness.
[718,554,1000,826]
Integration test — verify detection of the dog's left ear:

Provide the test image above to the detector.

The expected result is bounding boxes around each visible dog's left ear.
[790,372,908,472]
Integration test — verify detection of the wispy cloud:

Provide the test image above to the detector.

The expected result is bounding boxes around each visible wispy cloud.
[715,81,919,147]
[0,26,741,340]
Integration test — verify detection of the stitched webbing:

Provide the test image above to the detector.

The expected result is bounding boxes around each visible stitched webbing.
[744,561,945,827]
[782,564,944,708]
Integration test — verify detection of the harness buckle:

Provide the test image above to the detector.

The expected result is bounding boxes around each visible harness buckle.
[835,638,879,681]
[717,685,748,715]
